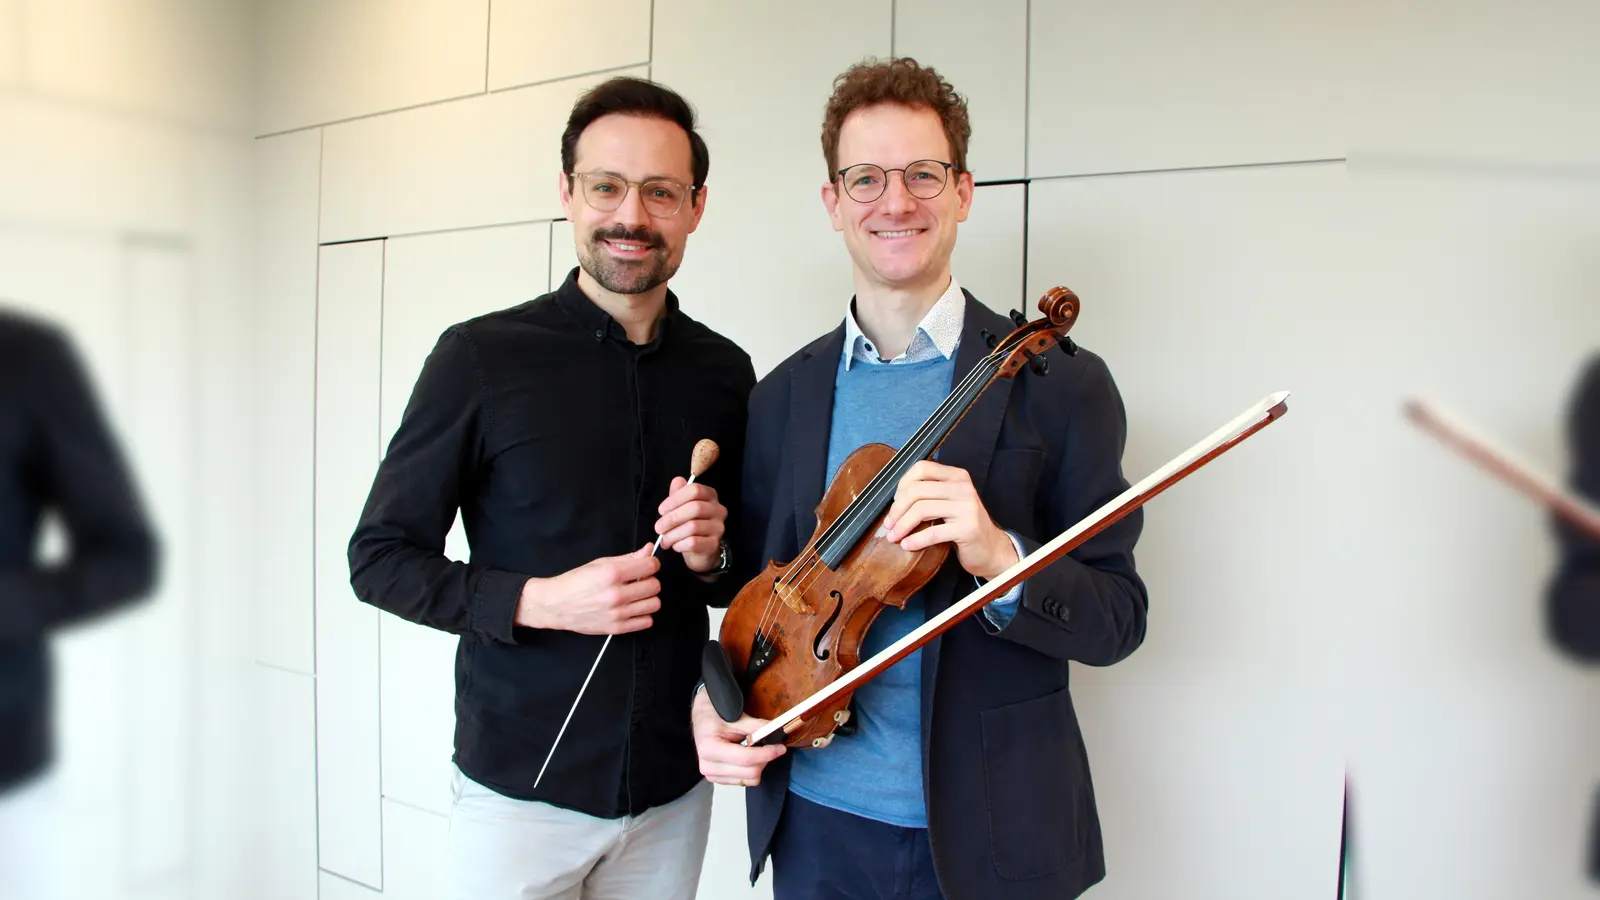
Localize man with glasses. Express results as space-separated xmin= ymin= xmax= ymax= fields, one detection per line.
xmin=691 ymin=58 xmax=1148 ymax=900
xmin=349 ymin=76 xmax=753 ymax=900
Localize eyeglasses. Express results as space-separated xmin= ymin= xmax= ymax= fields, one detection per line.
xmin=569 ymin=172 xmax=697 ymax=218
xmin=835 ymin=160 xmax=956 ymax=203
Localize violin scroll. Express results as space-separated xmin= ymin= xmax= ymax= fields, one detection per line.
xmin=995 ymin=285 xmax=1083 ymax=378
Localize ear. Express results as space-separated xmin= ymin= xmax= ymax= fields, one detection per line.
xmin=687 ymin=184 xmax=708 ymax=234
xmin=954 ymin=170 xmax=975 ymax=224
xmin=558 ymin=170 xmax=574 ymax=219
xmin=821 ymin=180 xmax=844 ymax=232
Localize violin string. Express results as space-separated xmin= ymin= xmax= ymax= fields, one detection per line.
xmin=751 ymin=350 xmax=1004 ymax=638
xmin=750 ymin=346 xmax=1014 ymax=643
xmin=755 ymin=346 xmax=1010 ymax=637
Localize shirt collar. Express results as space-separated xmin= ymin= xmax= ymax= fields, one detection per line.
xmin=553 ymin=265 xmax=680 ymax=345
xmin=841 ymin=276 xmax=965 ymax=370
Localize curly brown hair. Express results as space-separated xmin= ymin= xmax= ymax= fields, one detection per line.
xmin=820 ymin=57 xmax=971 ymax=182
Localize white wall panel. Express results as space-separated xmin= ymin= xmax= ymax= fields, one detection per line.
xmin=1077 ymin=682 xmax=1342 ymax=899
xmin=1028 ymin=0 xmax=1354 ymax=177
xmin=1351 ymin=0 xmax=1600 ymax=167
xmin=1028 ymin=164 xmax=1600 ymax=899
xmin=379 ymin=800 xmax=449 ymax=900
xmin=951 ymin=182 xmax=1024 ymax=316
xmin=0 ymin=0 xmax=21 ymax=87
xmin=253 ymin=665 xmax=319 ymax=900
xmin=894 ymin=0 xmax=1026 ymax=182
xmin=122 ymin=242 xmax=194 ymax=885
xmin=549 ymin=219 xmax=578 ymax=291
xmin=488 ymin=0 xmax=650 ymax=91
xmin=254 ymin=129 xmax=321 ymax=675
xmin=315 ymin=239 xmax=386 ymax=889
xmin=652 ymin=0 xmax=890 ymax=377
xmin=256 ymin=0 xmax=490 ymax=135
xmin=321 ymin=870 xmax=384 ymax=899
xmin=320 ymin=67 xmax=644 ymax=243
xmin=378 ymin=223 xmax=549 ymax=816
xmin=24 ymin=0 xmax=251 ymax=128
xmin=0 ymin=95 xmax=189 ymax=235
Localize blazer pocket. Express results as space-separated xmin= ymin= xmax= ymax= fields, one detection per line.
xmin=979 ymin=687 xmax=1084 ymax=880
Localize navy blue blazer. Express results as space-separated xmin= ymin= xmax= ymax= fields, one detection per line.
xmin=731 ymin=291 xmax=1149 ymax=900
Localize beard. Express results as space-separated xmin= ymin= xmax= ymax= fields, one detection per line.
xmin=578 ymin=225 xmax=680 ymax=295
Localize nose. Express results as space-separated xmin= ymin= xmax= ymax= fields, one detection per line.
xmin=611 ymin=183 xmax=652 ymax=229
xmin=880 ymin=172 xmax=917 ymax=216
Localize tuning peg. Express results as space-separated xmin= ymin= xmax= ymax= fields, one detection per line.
xmin=1009 ymin=308 xmax=1028 ymax=328
xmin=1028 ymin=353 xmax=1049 ymax=376
xmin=1060 ymin=337 xmax=1079 ymax=357
xmin=980 ymin=329 xmax=998 ymax=350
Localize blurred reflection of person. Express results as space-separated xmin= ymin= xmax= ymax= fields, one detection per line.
xmin=1545 ymin=354 xmax=1600 ymax=883
xmin=0 ymin=308 xmax=157 ymax=898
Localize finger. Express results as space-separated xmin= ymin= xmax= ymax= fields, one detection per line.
xmin=904 ymin=459 xmax=965 ymax=483
xmin=888 ymin=499 xmax=963 ymax=542
xmin=885 ymin=480 xmax=958 ymax=531
xmin=700 ymin=736 xmax=784 ymax=768
xmin=611 ymin=613 xmax=654 ymax=634
xmin=700 ymin=761 xmax=774 ymax=783
xmin=898 ymin=522 xmax=964 ymax=552
xmin=658 ymin=481 xmax=715 ymax=515
xmin=660 ymin=517 xmax=718 ymax=548
xmin=671 ymin=535 xmax=720 ymax=559
xmin=655 ymin=499 xmax=719 ymax=535
xmin=615 ymin=579 xmax=662 ymax=607
xmin=609 ymin=553 xmax=661 ymax=583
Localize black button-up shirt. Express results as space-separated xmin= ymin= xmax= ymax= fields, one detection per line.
xmin=0 ymin=310 xmax=157 ymax=791
xmin=348 ymin=269 xmax=754 ymax=817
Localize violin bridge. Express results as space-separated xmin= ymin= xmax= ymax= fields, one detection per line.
xmin=773 ymin=580 xmax=813 ymax=615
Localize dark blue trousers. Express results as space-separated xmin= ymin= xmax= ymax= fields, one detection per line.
xmin=771 ymin=792 xmax=946 ymax=900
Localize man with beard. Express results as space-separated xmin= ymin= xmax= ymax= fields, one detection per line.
xmin=348 ymin=77 xmax=754 ymax=900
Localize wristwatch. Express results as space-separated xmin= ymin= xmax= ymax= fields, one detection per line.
xmin=706 ymin=538 xmax=732 ymax=577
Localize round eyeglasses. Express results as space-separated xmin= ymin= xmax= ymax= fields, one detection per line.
xmin=835 ymin=160 xmax=956 ymax=203
xmin=569 ymin=172 xmax=697 ymax=218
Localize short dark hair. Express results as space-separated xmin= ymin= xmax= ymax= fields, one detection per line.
xmin=561 ymin=76 xmax=709 ymax=199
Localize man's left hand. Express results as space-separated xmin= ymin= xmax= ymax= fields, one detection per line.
xmin=884 ymin=460 xmax=1019 ymax=581
xmin=655 ymin=477 xmax=726 ymax=573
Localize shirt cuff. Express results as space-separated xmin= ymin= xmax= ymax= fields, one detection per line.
xmin=979 ymin=531 xmax=1027 ymax=629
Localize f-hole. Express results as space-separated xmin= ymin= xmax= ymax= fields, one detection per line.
xmin=812 ymin=591 xmax=844 ymax=661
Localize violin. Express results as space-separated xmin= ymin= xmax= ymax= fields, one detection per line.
xmin=701 ymin=287 xmax=1082 ymax=748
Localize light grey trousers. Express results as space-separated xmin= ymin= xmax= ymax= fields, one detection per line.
xmin=446 ymin=766 xmax=713 ymax=900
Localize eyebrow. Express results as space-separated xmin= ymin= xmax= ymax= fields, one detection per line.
xmin=589 ymin=169 xmax=691 ymax=184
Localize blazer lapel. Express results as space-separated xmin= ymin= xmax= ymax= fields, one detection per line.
xmin=789 ymin=324 xmax=844 ymax=544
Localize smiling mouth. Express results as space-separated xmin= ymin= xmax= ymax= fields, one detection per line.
xmin=872 ymin=229 xmax=924 ymax=239
xmin=605 ymin=239 xmax=655 ymax=253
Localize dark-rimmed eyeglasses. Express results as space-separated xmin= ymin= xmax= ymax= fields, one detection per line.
xmin=835 ymin=160 xmax=956 ymax=203
xmin=569 ymin=172 xmax=697 ymax=218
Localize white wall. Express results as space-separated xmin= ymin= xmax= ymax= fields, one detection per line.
xmin=1 ymin=2 xmax=257 ymax=899
xmin=251 ymin=2 xmax=1600 ymax=899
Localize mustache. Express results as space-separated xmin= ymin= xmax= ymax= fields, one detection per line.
xmin=592 ymin=226 xmax=665 ymax=249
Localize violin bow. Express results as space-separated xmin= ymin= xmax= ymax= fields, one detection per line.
xmin=743 ymin=390 xmax=1292 ymax=748
xmin=1403 ymin=396 xmax=1600 ymax=541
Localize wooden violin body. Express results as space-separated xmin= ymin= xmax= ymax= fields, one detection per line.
xmin=703 ymin=287 xmax=1082 ymax=748
xmin=718 ymin=443 xmax=951 ymax=747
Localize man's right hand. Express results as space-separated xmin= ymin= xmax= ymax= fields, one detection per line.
xmin=514 ymin=544 xmax=661 ymax=634
xmin=692 ymin=687 xmax=785 ymax=787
